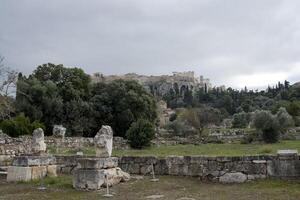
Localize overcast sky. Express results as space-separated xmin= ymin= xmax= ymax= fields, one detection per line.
xmin=1 ymin=0 xmax=300 ymax=89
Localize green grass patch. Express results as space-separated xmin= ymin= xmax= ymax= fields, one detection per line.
xmin=113 ymin=140 xmax=300 ymax=157
xmin=49 ymin=140 xmax=300 ymax=157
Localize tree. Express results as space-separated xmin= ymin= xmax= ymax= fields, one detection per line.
xmin=276 ymin=107 xmax=294 ymax=129
xmin=0 ymin=55 xmax=18 ymax=120
xmin=253 ymin=110 xmax=280 ymax=143
xmin=252 ymin=108 xmax=293 ymax=143
xmin=126 ymin=119 xmax=155 ymax=149
xmin=16 ymin=64 xmax=93 ymax=136
xmin=179 ymin=106 xmax=222 ymax=134
xmin=232 ymin=112 xmax=251 ymax=128
xmin=91 ymin=79 xmax=157 ymax=137
xmin=0 ymin=55 xmax=18 ymax=97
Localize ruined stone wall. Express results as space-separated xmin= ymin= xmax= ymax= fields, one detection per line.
xmin=0 ymin=134 xmax=129 ymax=156
xmin=52 ymin=154 xmax=300 ymax=182
xmin=118 ymin=155 xmax=300 ymax=182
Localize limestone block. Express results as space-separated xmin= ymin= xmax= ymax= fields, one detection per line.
xmin=7 ymin=166 xmax=32 ymax=182
xmin=31 ymin=166 xmax=47 ymax=180
xmin=94 ymin=125 xmax=113 ymax=157
xmin=103 ymin=167 xmax=130 ymax=187
xmin=0 ymin=155 xmax=13 ymax=166
xmin=47 ymin=165 xmax=57 ymax=177
xmin=32 ymin=128 xmax=46 ymax=153
xmin=277 ymin=150 xmax=299 ymax=160
xmin=73 ymin=169 xmax=105 ymax=190
xmin=76 ymin=157 xmax=118 ymax=169
xmin=219 ymin=172 xmax=247 ymax=183
xmin=268 ymin=160 xmax=300 ymax=177
xmin=52 ymin=125 xmax=66 ymax=138
xmin=12 ymin=155 xmax=56 ymax=166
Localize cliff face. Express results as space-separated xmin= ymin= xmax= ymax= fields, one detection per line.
xmin=91 ymin=71 xmax=212 ymax=97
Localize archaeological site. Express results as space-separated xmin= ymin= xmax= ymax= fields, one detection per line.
xmin=1 ymin=1 xmax=300 ymax=199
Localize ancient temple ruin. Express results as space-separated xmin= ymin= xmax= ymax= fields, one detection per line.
xmin=73 ymin=125 xmax=130 ymax=190
xmin=91 ymin=71 xmax=225 ymax=97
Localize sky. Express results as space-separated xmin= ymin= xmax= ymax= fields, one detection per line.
xmin=1 ymin=0 xmax=300 ymax=90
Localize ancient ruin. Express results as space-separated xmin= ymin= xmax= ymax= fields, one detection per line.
xmin=94 ymin=125 xmax=113 ymax=157
xmin=52 ymin=125 xmax=66 ymax=139
xmin=6 ymin=128 xmax=57 ymax=182
xmin=31 ymin=128 xmax=46 ymax=154
xmin=73 ymin=125 xmax=130 ymax=190
xmin=91 ymin=71 xmax=226 ymax=97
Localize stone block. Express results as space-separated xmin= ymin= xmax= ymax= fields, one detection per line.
xmin=47 ymin=165 xmax=57 ymax=177
xmin=277 ymin=150 xmax=299 ymax=160
xmin=31 ymin=166 xmax=47 ymax=180
xmin=73 ymin=169 xmax=105 ymax=190
xmin=76 ymin=157 xmax=118 ymax=169
xmin=219 ymin=172 xmax=247 ymax=183
xmin=268 ymin=160 xmax=300 ymax=177
xmin=0 ymin=155 xmax=13 ymax=166
xmin=7 ymin=166 xmax=32 ymax=182
xmin=12 ymin=155 xmax=56 ymax=166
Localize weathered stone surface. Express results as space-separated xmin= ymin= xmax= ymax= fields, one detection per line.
xmin=47 ymin=165 xmax=57 ymax=177
xmin=73 ymin=167 xmax=130 ymax=190
xmin=32 ymin=128 xmax=46 ymax=154
xmin=268 ymin=160 xmax=300 ymax=177
xmin=0 ymin=155 xmax=13 ymax=166
xmin=12 ymin=155 xmax=56 ymax=166
xmin=76 ymin=157 xmax=118 ymax=169
xmin=73 ymin=169 xmax=105 ymax=190
xmin=31 ymin=166 xmax=47 ymax=180
xmin=277 ymin=149 xmax=299 ymax=160
xmin=7 ymin=166 xmax=32 ymax=182
xmin=94 ymin=125 xmax=113 ymax=157
xmin=145 ymin=195 xmax=165 ymax=199
xmin=277 ymin=149 xmax=298 ymax=156
xmin=219 ymin=172 xmax=247 ymax=183
xmin=52 ymin=125 xmax=66 ymax=138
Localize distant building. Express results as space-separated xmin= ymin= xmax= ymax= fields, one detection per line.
xmin=91 ymin=71 xmax=221 ymax=97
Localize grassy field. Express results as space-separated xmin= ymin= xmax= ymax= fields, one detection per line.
xmin=50 ymin=140 xmax=300 ymax=157
xmin=0 ymin=175 xmax=299 ymax=200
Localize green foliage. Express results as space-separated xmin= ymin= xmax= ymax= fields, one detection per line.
xmin=0 ymin=113 xmax=44 ymax=137
xmin=126 ymin=119 xmax=155 ymax=149
xmin=253 ymin=110 xmax=280 ymax=143
xmin=252 ymin=108 xmax=293 ymax=143
xmin=91 ymin=79 xmax=157 ymax=137
xmin=232 ymin=112 xmax=251 ymax=128
xmin=16 ymin=64 xmax=157 ymax=137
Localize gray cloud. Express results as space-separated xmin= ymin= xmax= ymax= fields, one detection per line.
xmin=1 ymin=0 xmax=300 ymax=89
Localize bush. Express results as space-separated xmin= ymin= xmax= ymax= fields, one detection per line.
xmin=232 ymin=112 xmax=251 ymax=128
xmin=252 ymin=107 xmax=294 ymax=143
xmin=252 ymin=110 xmax=280 ymax=143
xmin=0 ymin=113 xmax=45 ymax=137
xmin=126 ymin=119 xmax=155 ymax=149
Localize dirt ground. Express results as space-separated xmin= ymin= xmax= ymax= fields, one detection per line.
xmin=0 ymin=175 xmax=299 ymax=200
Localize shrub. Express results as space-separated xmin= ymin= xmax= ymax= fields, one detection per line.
xmin=252 ymin=107 xmax=295 ymax=143
xmin=232 ymin=112 xmax=251 ymax=128
xmin=165 ymin=120 xmax=185 ymax=136
xmin=0 ymin=113 xmax=45 ymax=137
xmin=126 ymin=119 xmax=155 ymax=149
xmin=276 ymin=107 xmax=294 ymax=128
xmin=252 ymin=110 xmax=280 ymax=143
